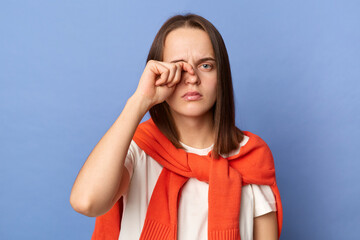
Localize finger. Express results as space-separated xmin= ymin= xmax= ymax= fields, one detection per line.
xmin=167 ymin=63 xmax=182 ymax=88
xmin=153 ymin=62 xmax=170 ymax=86
xmin=166 ymin=63 xmax=180 ymax=87
xmin=181 ymin=62 xmax=194 ymax=75
xmin=166 ymin=64 xmax=177 ymax=84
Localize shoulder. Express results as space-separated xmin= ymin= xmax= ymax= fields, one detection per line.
xmin=124 ymin=140 xmax=146 ymax=171
xmin=242 ymin=131 xmax=270 ymax=149
xmin=221 ymin=131 xmax=271 ymax=159
xmin=242 ymin=131 xmax=272 ymax=153
xmin=127 ymin=139 xmax=148 ymax=160
xmin=239 ymin=131 xmax=275 ymax=169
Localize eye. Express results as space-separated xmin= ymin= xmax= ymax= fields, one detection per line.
xmin=201 ymin=63 xmax=212 ymax=70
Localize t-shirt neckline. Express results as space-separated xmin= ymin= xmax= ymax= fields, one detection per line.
xmin=179 ymin=141 xmax=214 ymax=156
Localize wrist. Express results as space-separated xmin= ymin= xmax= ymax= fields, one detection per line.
xmin=128 ymin=93 xmax=153 ymax=115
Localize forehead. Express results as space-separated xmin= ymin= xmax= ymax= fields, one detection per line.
xmin=163 ymin=28 xmax=215 ymax=61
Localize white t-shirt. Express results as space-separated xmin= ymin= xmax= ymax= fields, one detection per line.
xmin=119 ymin=135 xmax=277 ymax=240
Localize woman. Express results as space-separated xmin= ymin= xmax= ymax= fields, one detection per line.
xmin=70 ymin=13 xmax=283 ymax=240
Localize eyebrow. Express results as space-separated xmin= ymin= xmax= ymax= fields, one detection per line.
xmin=170 ymin=57 xmax=216 ymax=64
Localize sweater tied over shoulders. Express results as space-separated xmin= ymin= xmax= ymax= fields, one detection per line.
xmin=91 ymin=118 xmax=283 ymax=240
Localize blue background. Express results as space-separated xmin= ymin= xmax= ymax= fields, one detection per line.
xmin=1 ymin=0 xmax=359 ymax=239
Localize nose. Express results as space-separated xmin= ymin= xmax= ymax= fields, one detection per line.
xmin=184 ymin=65 xmax=200 ymax=85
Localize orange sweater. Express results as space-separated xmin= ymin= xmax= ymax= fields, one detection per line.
xmin=92 ymin=118 xmax=283 ymax=240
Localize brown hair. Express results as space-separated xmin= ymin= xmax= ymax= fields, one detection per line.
xmin=147 ymin=13 xmax=244 ymax=159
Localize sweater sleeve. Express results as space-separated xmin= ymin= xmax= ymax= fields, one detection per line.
xmin=251 ymin=184 xmax=277 ymax=217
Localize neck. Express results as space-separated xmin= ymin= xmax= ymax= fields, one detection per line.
xmin=171 ymin=111 xmax=215 ymax=149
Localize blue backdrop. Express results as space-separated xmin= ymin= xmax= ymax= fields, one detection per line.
xmin=1 ymin=1 xmax=359 ymax=239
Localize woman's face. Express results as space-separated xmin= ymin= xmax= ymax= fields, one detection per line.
xmin=163 ymin=27 xmax=217 ymax=120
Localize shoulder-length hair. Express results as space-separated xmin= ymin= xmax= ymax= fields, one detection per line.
xmin=147 ymin=13 xmax=244 ymax=159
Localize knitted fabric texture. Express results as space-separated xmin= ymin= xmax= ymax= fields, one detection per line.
xmin=92 ymin=118 xmax=283 ymax=240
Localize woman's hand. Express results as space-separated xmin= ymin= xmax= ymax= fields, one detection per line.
xmin=132 ymin=60 xmax=194 ymax=110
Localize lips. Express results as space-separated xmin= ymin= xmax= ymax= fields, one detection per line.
xmin=182 ymin=91 xmax=202 ymax=101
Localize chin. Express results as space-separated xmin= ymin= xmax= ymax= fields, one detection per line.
xmin=170 ymin=105 xmax=214 ymax=119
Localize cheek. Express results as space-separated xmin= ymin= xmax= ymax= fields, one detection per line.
xmin=206 ymin=78 xmax=218 ymax=94
xmin=201 ymin=72 xmax=217 ymax=85
xmin=171 ymin=83 xmax=186 ymax=98
xmin=165 ymin=88 xmax=180 ymax=106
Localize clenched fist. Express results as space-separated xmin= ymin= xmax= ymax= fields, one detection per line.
xmin=133 ymin=60 xmax=195 ymax=110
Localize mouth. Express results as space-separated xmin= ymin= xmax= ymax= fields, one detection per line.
xmin=182 ymin=91 xmax=202 ymax=101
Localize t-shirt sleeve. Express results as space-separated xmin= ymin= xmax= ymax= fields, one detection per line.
xmin=123 ymin=140 xmax=136 ymax=180
xmin=251 ymin=184 xmax=277 ymax=217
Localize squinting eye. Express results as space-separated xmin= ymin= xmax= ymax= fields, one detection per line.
xmin=201 ymin=64 xmax=212 ymax=69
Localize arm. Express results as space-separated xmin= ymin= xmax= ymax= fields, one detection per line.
xmin=253 ymin=211 xmax=278 ymax=240
xmin=69 ymin=60 xmax=194 ymax=217
xmin=69 ymin=95 xmax=149 ymax=217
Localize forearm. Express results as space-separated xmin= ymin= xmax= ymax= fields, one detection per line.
xmin=69 ymin=95 xmax=149 ymax=216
